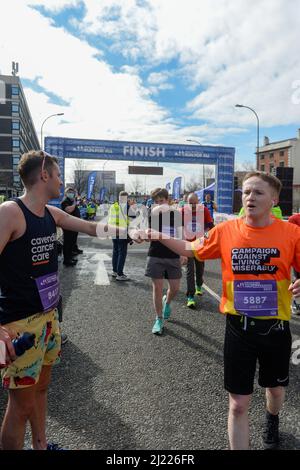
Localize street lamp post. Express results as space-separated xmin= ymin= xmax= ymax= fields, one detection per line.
xmin=101 ymin=160 xmax=109 ymax=201
xmin=186 ymin=139 xmax=205 ymax=188
xmin=40 ymin=113 xmax=64 ymax=149
xmin=235 ymin=104 xmax=260 ymax=168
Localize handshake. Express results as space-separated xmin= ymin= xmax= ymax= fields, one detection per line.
xmin=128 ymin=228 xmax=159 ymax=243
xmin=128 ymin=228 xmax=174 ymax=243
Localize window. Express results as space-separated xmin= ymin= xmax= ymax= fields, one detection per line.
xmin=13 ymin=175 xmax=20 ymax=183
xmin=279 ymin=161 xmax=285 ymax=167
xmin=12 ymin=120 xmax=19 ymax=130
xmin=269 ymin=153 xmax=274 ymax=158
xmin=260 ymin=154 xmax=265 ymax=160
xmin=11 ymin=85 xmax=19 ymax=96
xmin=0 ymin=120 xmax=11 ymax=133
xmin=13 ymin=155 xmax=20 ymax=165
xmin=0 ymin=154 xmax=12 ymax=169
xmin=269 ymin=164 xmax=274 ymax=173
xmin=280 ymin=151 xmax=284 ymax=157
xmin=261 ymin=164 xmax=265 ymax=172
xmin=12 ymin=102 xmax=19 ymax=113
xmin=12 ymin=138 xmax=20 ymax=148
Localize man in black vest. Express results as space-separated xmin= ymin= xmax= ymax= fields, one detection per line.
xmin=0 ymin=150 xmax=134 ymax=450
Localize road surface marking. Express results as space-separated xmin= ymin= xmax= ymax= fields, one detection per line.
xmin=202 ymin=283 xmax=221 ymax=302
xmin=78 ymin=252 xmax=111 ymax=285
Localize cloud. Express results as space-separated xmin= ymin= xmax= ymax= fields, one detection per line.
xmin=0 ymin=1 xmax=177 ymax=143
xmin=147 ymin=71 xmax=174 ymax=94
xmin=76 ymin=0 xmax=300 ymax=127
xmin=28 ymin=0 xmax=80 ymax=11
xmin=2 ymin=0 xmax=243 ymax=149
xmin=1 ymin=0 xmax=299 ymax=174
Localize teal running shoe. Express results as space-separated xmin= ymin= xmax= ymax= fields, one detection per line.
xmin=152 ymin=317 xmax=164 ymax=335
xmin=162 ymin=294 xmax=171 ymax=320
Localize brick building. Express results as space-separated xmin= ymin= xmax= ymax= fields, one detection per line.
xmin=257 ymin=129 xmax=300 ymax=211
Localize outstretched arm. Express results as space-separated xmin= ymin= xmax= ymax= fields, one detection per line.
xmin=47 ymin=205 xmax=127 ymax=238
xmin=145 ymin=229 xmax=194 ymax=257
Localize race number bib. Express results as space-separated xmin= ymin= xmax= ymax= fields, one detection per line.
xmin=35 ymin=272 xmax=60 ymax=311
xmin=234 ymin=280 xmax=278 ymax=317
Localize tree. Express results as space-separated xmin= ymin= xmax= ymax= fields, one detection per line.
xmin=72 ymin=159 xmax=87 ymax=195
xmin=204 ymin=165 xmax=214 ymax=181
xmin=237 ymin=160 xmax=256 ymax=172
xmin=185 ymin=177 xmax=203 ymax=192
xmin=130 ymin=176 xmax=143 ymax=195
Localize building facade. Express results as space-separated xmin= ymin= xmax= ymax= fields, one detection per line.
xmin=257 ymin=129 xmax=300 ymax=211
xmin=0 ymin=74 xmax=39 ymax=197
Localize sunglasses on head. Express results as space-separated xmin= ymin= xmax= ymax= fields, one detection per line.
xmin=40 ymin=150 xmax=51 ymax=175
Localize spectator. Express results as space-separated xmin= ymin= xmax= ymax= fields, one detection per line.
xmin=61 ymin=188 xmax=82 ymax=267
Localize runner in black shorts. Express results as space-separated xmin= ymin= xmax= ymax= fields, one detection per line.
xmin=144 ymin=171 xmax=300 ymax=449
xmin=224 ymin=315 xmax=291 ymax=395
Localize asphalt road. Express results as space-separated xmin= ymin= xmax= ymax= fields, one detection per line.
xmin=1 ymin=234 xmax=300 ymax=450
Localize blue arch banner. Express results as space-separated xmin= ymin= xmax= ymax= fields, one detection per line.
xmin=45 ymin=137 xmax=235 ymax=213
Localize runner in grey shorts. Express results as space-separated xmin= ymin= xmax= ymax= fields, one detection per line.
xmin=145 ymin=187 xmax=183 ymax=335
xmin=145 ymin=257 xmax=182 ymax=279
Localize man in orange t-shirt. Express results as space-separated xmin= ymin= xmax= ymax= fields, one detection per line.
xmin=145 ymin=171 xmax=300 ymax=450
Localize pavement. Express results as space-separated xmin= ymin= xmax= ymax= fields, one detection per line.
xmin=1 ymin=234 xmax=300 ymax=450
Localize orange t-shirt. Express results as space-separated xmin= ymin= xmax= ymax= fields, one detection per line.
xmin=192 ymin=218 xmax=300 ymax=320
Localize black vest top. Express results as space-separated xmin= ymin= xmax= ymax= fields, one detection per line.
xmin=0 ymin=199 xmax=58 ymax=324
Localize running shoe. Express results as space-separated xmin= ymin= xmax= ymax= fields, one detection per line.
xmin=152 ymin=317 xmax=163 ymax=335
xmin=195 ymin=286 xmax=203 ymax=296
xmin=162 ymin=294 xmax=171 ymax=320
xmin=116 ymin=274 xmax=130 ymax=281
xmin=72 ymin=248 xmax=83 ymax=255
xmin=63 ymin=259 xmax=77 ymax=267
xmin=186 ymin=296 xmax=196 ymax=308
xmin=111 ymin=271 xmax=118 ymax=278
xmin=47 ymin=442 xmax=66 ymax=450
xmin=262 ymin=412 xmax=279 ymax=450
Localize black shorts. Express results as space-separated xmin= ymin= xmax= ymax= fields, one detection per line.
xmin=224 ymin=315 xmax=292 ymax=395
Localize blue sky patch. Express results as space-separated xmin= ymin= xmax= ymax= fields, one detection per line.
xmin=22 ymin=77 xmax=70 ymax=106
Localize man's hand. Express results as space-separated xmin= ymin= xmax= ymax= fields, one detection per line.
xmin=0 ymin=327 xmax=16 ymax=364
xmin=289 ymin=279 xmax=300 ymax=297
xmin=144 ymin=228 xmax=159 ymax=240
xmin=180 ymin=256 xmax=188 ymax=266
xmin=65 ymin=203 xmax=76 ymax=214
xmin=128 ymin=229 xmax=150 ymax=243
xmin=145 ymin=228 xmax=172 ymax=240
xmin=128 ymin=229 xmax=143 ymax=244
